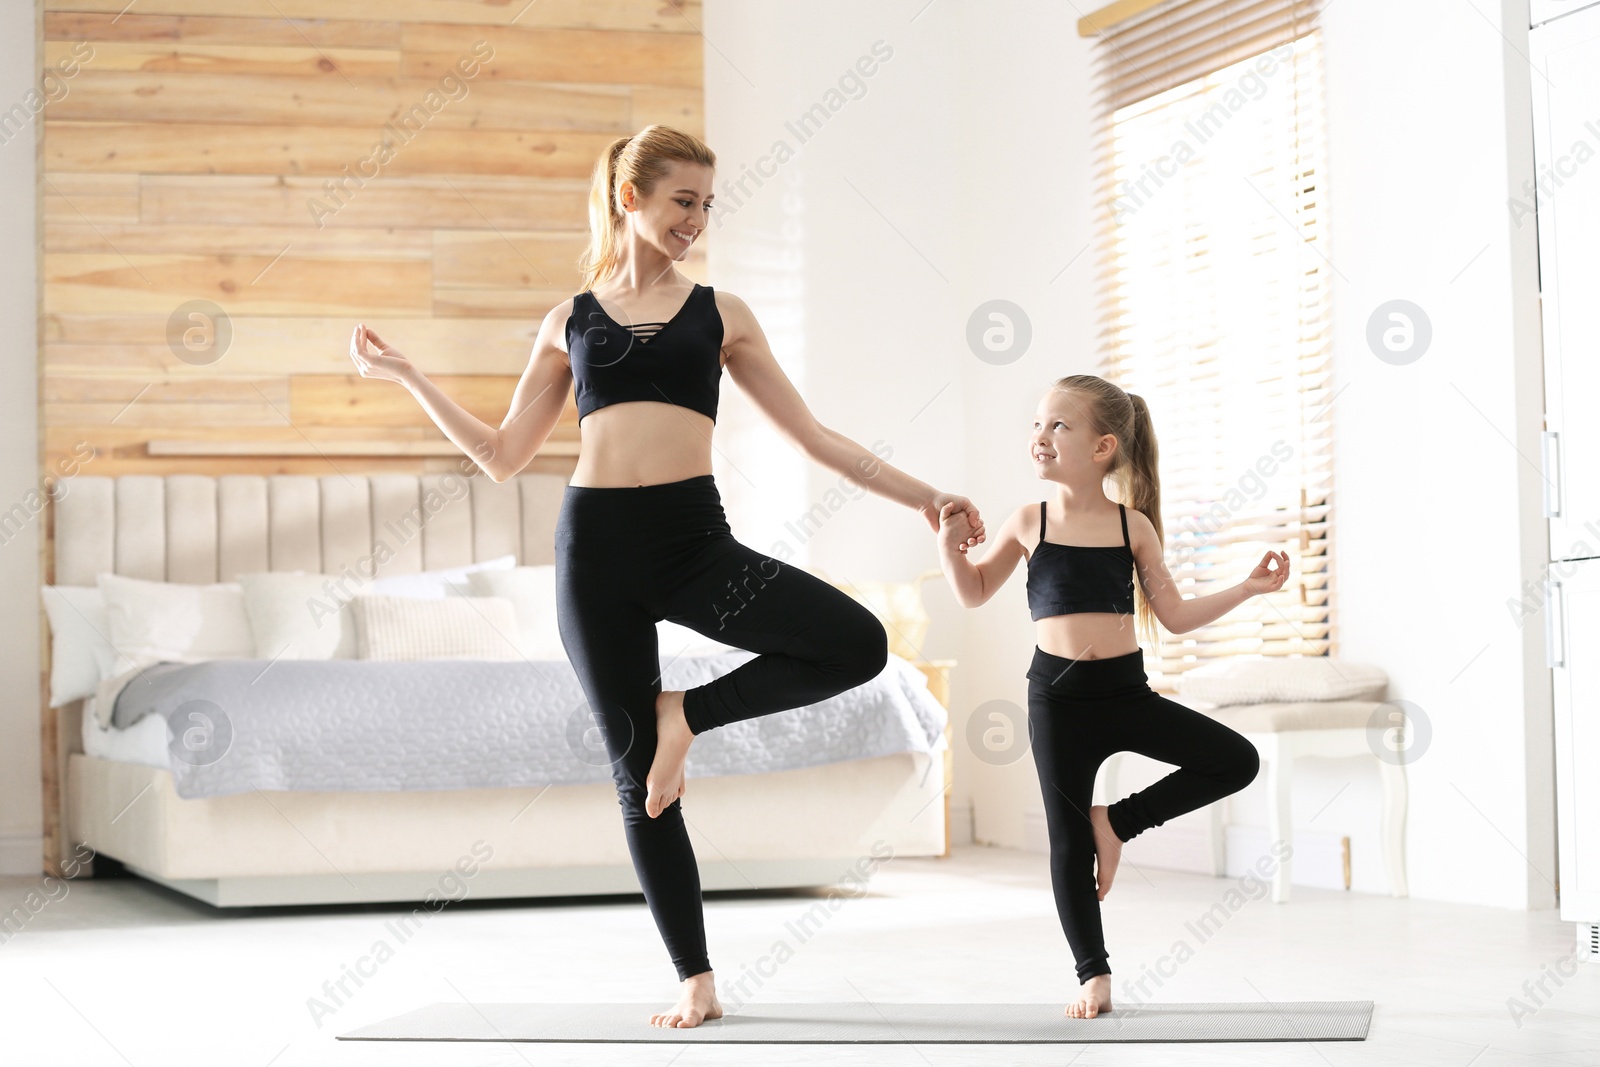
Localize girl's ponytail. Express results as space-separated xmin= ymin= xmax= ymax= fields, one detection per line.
xmin=1122 ymin=392 xmax=1163 ymax=644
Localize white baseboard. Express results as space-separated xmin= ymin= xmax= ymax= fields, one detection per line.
xmin=1223 ymin=824 xmax=1348 ymax=890
xmin=0 ymin=831 xmax=42 ymax=876
xmin=948 ymin=800 xmax=974 ymax=847
xmin=1022 ymin=807 xmax=1348 ymax=891
xmin=1020 ymin=806 xmax=1048 ymax=855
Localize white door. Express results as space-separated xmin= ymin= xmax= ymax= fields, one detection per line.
xmin=1548 ymin=556 xmax=1600 ymax=922
xmin=1531 ymin=8 xmax=1600 ymax=562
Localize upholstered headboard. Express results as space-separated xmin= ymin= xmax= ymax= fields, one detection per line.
xmin=52 ymin=472 xmax=571 ymax=586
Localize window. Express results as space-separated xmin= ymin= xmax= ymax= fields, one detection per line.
xmin=1086 ymin=0 xmax=1332 ymax=686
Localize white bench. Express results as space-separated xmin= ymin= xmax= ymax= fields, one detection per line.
xmin=1101 ymin=699 xmax=1409 ymax=903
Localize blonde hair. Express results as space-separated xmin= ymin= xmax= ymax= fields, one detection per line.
xmin=1052 ymin=374 xmax=1163 ymax=644
xmin=578 ymin=125 xmax=716 ymax=291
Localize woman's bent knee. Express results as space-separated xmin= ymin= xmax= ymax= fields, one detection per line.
xmin=839 ymin=608 xmax=889 ymax=684
xmin=800 ymin=592 xmax=888 ymax=684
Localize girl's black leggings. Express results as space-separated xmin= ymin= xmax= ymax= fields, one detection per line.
xmin=554 ymin=473 xmax=889 ymax=980
xmin=1026 ymin=646 xmax=1260 ymax=984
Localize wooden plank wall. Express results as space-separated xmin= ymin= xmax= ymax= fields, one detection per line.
xmin=38 ymin=0 xmax=705 ymax=481
xmin=33 ymin=0 xmax=703 ymax=878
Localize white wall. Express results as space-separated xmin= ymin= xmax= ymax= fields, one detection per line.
xmin=703 ymin=0 xmax=1100 ymax=844
xmin=1318 ymin=0 xmax=1553 ymax=909
xmin=699 ymin=2 xmax=967 ymax=571
xmin=0 ymin=0 xmax=1555 ymax=909
xmin=0 ymin=1 xmax=41 ymax=874
xmin=705 ymin=0 xmax=1556 ymax=911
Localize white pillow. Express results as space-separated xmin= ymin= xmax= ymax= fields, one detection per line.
xmin=464 ymin=567 xmax=739 ymax=660
xmin=350 ymin=594 xmax=522 ymax=661
xmin=467 ymin=566 xmax=565 ymax=660
xmin=1177 ymin=657 xmax=1388 ymax=706
xmin=366 ymin=554 xmax=517 ymax=599
xmin=658 ymin=619 xmax=740 ymax=657
xmin=95 ymin=573 xmax=256 ymax=674
xmin=239 ymin=572 xmax=353 ymax=660
xmin=40 ymin=585 xmax=120 ymax=706
xmin=235 ymin=557 xmax=520 ymax=660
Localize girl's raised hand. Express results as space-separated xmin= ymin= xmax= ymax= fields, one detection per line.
xmin=349 ymin=323 xmax=417 ymax=386
xmin=1243 ymin=550 xmax=1291 ymax=595
xmin=937 ymin=500 xmax=984 ymax=555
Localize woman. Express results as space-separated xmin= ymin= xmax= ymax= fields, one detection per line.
xmin=348 ymin=125 xmax=985 ymax=1029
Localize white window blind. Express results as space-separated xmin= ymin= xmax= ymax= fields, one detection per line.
xmin=1087 ymin=0 xmax=1333 ymax=686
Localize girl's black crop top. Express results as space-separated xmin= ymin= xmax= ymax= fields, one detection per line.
xmin=1025 ymin=500 xmax=1137 ymax=620
xmin=566 ymin=283 xmax=724 ymax=423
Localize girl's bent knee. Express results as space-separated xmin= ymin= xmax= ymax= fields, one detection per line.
xmin=1227 ymin=741 xmax=1261 ymax=789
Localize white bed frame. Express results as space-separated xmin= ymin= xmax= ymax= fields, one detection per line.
xmin=44 ymin=472 xmax=951 ymax=907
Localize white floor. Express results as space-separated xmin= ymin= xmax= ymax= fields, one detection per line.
xmin=1 ymin=843 xmax=1596 ymax=1066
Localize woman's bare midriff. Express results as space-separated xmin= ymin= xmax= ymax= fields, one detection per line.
xmin=1035 ymin=613 xmax=1141 ymax=661
xmin=568 ymin=401 xmax=717 ymax=487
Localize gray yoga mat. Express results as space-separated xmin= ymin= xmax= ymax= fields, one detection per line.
xmin=338 ymin=1000 xmax=1374 ymax=1043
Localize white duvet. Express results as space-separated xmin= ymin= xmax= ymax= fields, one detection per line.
xmin=82 ymin=651 xmax=948 ymax=799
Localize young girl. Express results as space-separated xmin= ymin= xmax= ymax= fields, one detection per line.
xmin=936 ymin=374 xmax=1288 ymax=1019
xmin=348 ymin=125 xmax=985 ymax=1029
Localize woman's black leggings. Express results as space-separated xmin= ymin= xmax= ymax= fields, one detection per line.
xmin=554 ymin=473 xmax=889 ymax=980
xmin=1026 ymin=646 xmax=1260 ymax=984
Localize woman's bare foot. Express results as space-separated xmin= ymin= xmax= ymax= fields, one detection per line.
xmin=1064 ymin=973 xmax=1112 ymax=1018
xmin=1089 ymin=804 xmax=1122 ymax=900
xmin=645 ymin=689 xmax=693 ymax=818
xmin=649 ymin=970 xmax=724 ymax=1028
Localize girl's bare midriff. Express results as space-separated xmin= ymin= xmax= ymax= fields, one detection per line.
xmin=1034 ymin=612 xmax=1142 ymax=662
xmin=568 ymin=401 xmax=716 ymax=488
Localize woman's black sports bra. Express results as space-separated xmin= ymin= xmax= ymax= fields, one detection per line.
xmin=565 ymin=283 xmax=724 ymax=423
xmin=1025 ymin=500 xmax=1137 ymax=620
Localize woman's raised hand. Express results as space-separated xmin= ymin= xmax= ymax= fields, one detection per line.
xmin=1243 ymin=550 xmax=1291 ymax=595
xmin=931 ymin=494 xmax=985 ymax=554
xmin=349 ymin=323 xmax=417 ymax=386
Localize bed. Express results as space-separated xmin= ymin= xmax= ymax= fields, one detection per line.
xmin=41 ymin=471 xmax=952 ymax=907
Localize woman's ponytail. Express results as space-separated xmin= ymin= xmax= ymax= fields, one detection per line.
xmin=578 ymin=136 xmax=632 ymax=292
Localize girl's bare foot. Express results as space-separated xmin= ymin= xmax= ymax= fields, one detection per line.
xmin=645 ymin=689 xmax=693 ymax=818
xmin=1064 ymin=973 xmax=1112 ymax=1018
xmin=649 ymin=970 xmax=724 ymax=1028
xmin=1089 ymin=804 xmax=1122 ymax=900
